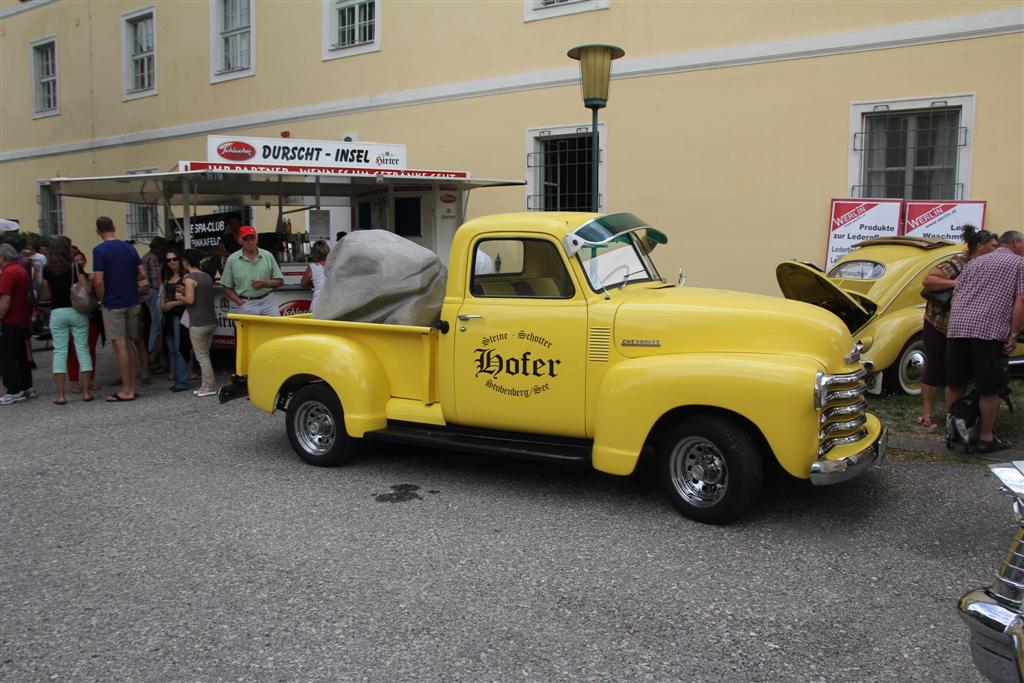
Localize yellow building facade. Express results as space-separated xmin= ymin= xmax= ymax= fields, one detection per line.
xmin=1 ymin=0 xmax=1021 ymax=294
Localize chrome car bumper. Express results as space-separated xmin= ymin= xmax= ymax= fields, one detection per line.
xmin=959 ymin=589 xmax=1024 ymax=683
xmin=809 ymin=426 xmax=887 ymax=485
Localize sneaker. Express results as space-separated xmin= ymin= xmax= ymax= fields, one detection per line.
xmin=25 ymin=388 xmax=38 ymax=399
xmin=193 ymin=389 xmax=218 ymax=397
xmin=0 ymin=392 xmax=27 ymax=405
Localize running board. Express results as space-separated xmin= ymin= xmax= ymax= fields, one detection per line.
xmin=362 ymin=421 xmax=592 ymax=465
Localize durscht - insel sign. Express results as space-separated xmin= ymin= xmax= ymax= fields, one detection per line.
xmin=206 ymin=135 xmax=407 ymax=170
xmin=825 ymin=199 xmax=902 ymax=270
xmin=902 ymin=201 xmax=986 ymax=242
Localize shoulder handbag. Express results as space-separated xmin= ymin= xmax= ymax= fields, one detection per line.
xmin=920 ymin=256 xmax=962 ymax=310
xmin=921 ymin=287 xmax=953 ymax=308
xmin=70 ymin=262 xmax=99 ymax=314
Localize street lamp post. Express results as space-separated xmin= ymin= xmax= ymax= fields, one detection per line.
xmin=567 ymin=44 xmax=624 ymax=213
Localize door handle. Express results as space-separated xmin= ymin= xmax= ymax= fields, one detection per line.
xmin=458 ymin=314 xmax=483 ymax=321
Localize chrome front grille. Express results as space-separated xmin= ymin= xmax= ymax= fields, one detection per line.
xmin=817 ymin=365 xmax=869 ymax=457
xmin=990 ymin=524 xmax=1024 ymax=608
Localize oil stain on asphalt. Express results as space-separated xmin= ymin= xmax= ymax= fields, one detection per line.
xmin=373 ymin=484 xmax=439 ymax=503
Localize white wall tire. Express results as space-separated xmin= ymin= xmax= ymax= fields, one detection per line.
xmin=884 ymin=335 xmax=925 ymax=396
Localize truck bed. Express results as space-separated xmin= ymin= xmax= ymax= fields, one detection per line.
xmin=233 ymin=313 xmax=440 ymax=404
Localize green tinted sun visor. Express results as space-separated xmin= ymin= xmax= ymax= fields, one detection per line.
xmin=563 ymin=213 xmax=668 ymax=256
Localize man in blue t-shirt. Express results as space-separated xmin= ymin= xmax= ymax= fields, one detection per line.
xmin=93 ymin=216 xmax=147 ymax=402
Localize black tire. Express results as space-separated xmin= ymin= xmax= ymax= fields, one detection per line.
xmin=883 ymin=335 xmax=925 ymax=396
xmin=285 ymin=384 xmax=360 ymax=467
xmin=657 ymin=415 xmax=763 ymax=524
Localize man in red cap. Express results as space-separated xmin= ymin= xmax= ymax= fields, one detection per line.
xmin=219 ymin=225 xmax=283 ymax=317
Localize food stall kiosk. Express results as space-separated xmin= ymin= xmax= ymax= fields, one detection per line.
xmin=50 ymin=135 xmax=524 ymax=348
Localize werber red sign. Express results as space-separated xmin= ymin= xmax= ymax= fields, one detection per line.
xmin=825 ymin=199 xmax=902 ymax=270
xmin=903 ymin=201 xmax=986 ymax=241
xmin=831 ymin=202 xmax=878 ymax=231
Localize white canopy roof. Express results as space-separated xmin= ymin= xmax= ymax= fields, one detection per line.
xmin=50 ymin=164 xmax=524 ymax=207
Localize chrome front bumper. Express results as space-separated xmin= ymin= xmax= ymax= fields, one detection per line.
xmin=809 ymin=426 xmax=887 ymax=485
xmin=959 ymin=589 xmax=1024 ymax=683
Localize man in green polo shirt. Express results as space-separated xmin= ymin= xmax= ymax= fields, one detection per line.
xmin=220 ymin=225 xmax=284 ymax=316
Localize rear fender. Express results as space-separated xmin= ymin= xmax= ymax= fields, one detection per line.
xmin=248 ymin=333 xmax=390 ymax=436
xmin=858 ymin=308 xmax=924 ymax=371
xmin=592 ymin=354 xmax=822 ymax=477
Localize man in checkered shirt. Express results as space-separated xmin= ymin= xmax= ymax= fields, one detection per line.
xmin=946 ymin=230 xmax=1024 ymax=453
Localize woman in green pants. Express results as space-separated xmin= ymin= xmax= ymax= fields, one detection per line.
xmin=41 ymin=236 xmax=94 ymax=404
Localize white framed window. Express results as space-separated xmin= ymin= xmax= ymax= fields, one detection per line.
xmin=209 ymin=0 xmax=254 ymax=83
xmin=848 ymin=94 xmax=974 ymax=200
xmin=524 ymin=0 xmax=609 ymax=22
xmin=525 ymin=123 xmax=607 ymax=212
xmin=37 ymin=182 xmax=63 ymax=236
xmin=29 ymin=36 xmax=59 ymax=117
xmin=122 ymin=7 xmax=157 ymax=100
xmin=322 ymin=0 xmax=380 ymax=61
xmin=124 ymin=169 xmax=161 ymax=241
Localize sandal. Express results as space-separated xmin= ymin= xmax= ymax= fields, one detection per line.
xmin=977 ymin=436 xmax=1013 ymax=454
xmin=916 ymin=416 xmax=938 ymax=430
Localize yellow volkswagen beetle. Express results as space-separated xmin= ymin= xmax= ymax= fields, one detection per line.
xmin=777 ymin=236 xmax=1024 ymax=395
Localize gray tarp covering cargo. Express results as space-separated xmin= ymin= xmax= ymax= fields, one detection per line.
xmin=313 ymin=229 xmax=447 ymax=327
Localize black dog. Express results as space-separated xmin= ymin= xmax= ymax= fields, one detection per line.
xmin=946 ymin=388 xmax=1014 ymax=454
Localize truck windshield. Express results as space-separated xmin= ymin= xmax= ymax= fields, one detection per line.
xmin=564 ymin=213 xmax=665 ymax=292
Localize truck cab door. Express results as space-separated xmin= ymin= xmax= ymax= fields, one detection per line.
xmin=452 ymin=237 xmax=587 ymax=438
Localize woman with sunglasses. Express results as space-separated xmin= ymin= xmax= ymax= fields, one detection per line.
xmin=159 ymin=246 xmax=191 ymax=392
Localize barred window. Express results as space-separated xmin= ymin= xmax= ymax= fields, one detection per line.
xmin=127 ymin=13 xmax=155 ymax=94
xmin=527 ymin=133 xmax=594 ymax=211
xmin=37 ymin=183 xmax=63 ymax=236
xmin=524 ymin=0 xmax=608 ymax=21
xmin=31 ymin=39 xmax=58 ymax=115
xmin=125 ymin=169 xmax=161 ymax=241
xmin=218 ymin=0 xmax=251 ymax=73
xmin=127 ymin=204 xmax=160 ymax=241
xmin=856 ymin=107 xmax=964 ymax=200
xmin=335 ymin=0 xmax=374 ymax=48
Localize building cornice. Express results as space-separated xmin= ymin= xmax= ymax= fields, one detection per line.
xmin=2 ymin=7 xmax=1021 ymax=163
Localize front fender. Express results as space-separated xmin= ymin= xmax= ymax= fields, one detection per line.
xmin=592 ymin=354 xmax=823 ymax=477
xmin=248 ymin=333 xmax=390 ymax=437
xmin=858 ymin=308 xmax=924 ymax=371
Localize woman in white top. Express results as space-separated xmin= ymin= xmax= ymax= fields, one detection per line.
xmin=300 ymin=240 xmax=331 ymax=314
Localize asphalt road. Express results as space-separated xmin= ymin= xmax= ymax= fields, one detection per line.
xmin=0 ymin=348 xmax=1009 ymax=681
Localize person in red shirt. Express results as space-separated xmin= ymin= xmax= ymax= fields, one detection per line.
xmin=0 ymin=242 xmax=35 ymax=404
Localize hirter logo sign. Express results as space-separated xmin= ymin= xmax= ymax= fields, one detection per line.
xmin=216 ymin=141 xmax=256 ymax=161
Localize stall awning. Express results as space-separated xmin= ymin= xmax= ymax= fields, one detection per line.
xmin=49 ymin=163 xmax=524 ymax=207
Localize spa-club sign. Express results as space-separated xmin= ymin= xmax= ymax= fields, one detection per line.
xmin=207 ymin=135 xmax=407 ymax=171
xmin=825 ymin=199 xmax=902 ymax=270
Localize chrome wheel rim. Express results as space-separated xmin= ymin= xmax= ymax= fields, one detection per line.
xmin=899 ymin=342 xmax=927 ymax=394
xmin=294 ymin=400 xmax=336 ymax=456
xmin=669 ymin=436 xmax=728 ymax=508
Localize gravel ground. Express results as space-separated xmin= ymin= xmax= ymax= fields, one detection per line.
xmin=0 ymin=347 xmax=1008 ymax=681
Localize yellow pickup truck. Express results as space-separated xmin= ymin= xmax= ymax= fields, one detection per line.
xmin=221 ymin=212 xmax=887 ymax=523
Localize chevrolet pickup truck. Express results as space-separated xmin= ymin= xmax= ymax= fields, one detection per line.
xmin=220 ymin=212 xmax=887 ymax=523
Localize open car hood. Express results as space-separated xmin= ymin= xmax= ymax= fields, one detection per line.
xmin=776 ymin=261 xmax=877 ymax=333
